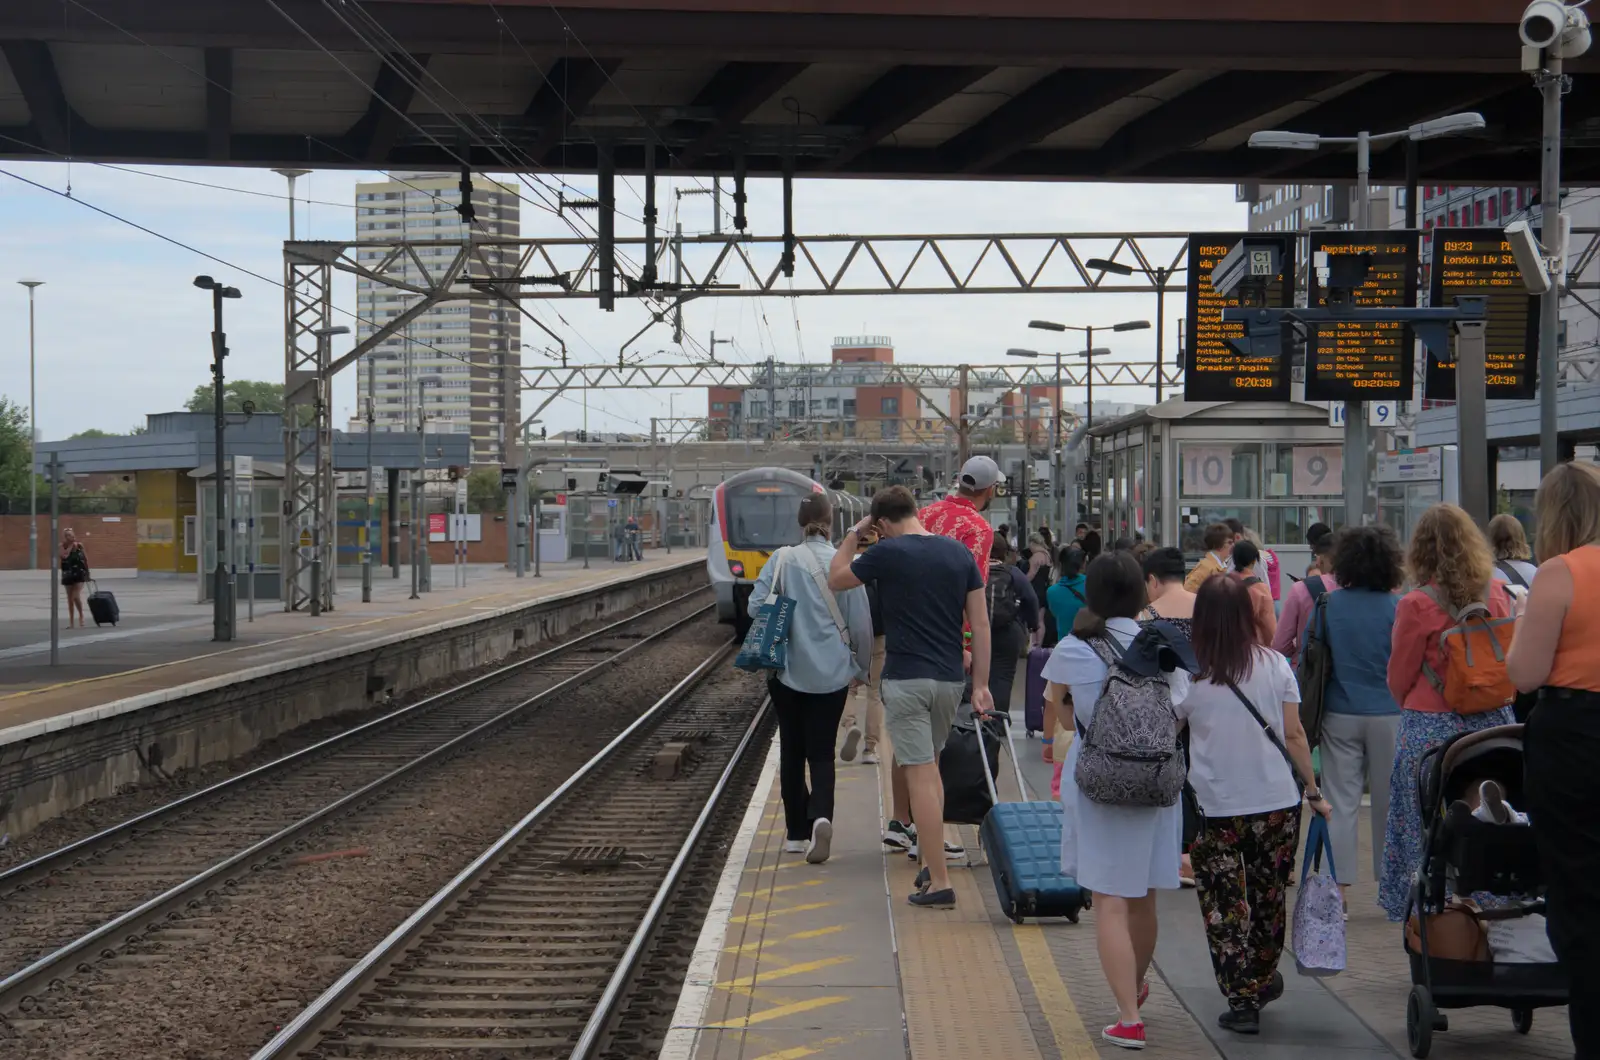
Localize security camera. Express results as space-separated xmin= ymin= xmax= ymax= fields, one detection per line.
xmin=1210 ymin=237 xmax=1286 ymax=300
xmin=1505 ymin=220 xmax=1553 ymax=295
xmin=1521 ymin=1 xmax=1592 ymax=58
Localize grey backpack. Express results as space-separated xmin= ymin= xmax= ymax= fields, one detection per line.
xmin=1073 ymin=634 xmax=1186 ymax=808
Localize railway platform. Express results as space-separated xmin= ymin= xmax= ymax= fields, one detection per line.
xmin=0 ymin=555 xmax=694 ymax=738
xmin=670 ymin=699 xmax=1576 ymax=1060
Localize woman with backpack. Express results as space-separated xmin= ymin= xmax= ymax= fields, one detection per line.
xmin=985 ymin=536 xmax=1040 ymax=715
xmin=59 ymin=528 xmax=90 ymax=628
xmin=1314 ymin=526 xmax=1403 ymax=909
xmin=1041 ymin=551 xmax=1192 ymax=1050
xmin=1181 ymin=574 xmax=1328 ymax=1035
xmin=1377 ymin=503 xmax=1517 ymax=920
xmin=1487 ymin=513 xmax=1538 ymax=588
xmin=1507 ymin=461 xmax=1600 ymax=1056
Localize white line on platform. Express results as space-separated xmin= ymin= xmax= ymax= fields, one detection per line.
xmin=659 ymin=735 xmax=780 ymax=1060
xmin=0 ymin=619 xmax=209 ymax=661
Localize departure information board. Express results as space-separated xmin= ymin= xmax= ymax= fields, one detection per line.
xmin=1423 ymin=228 xmax=1539 ymax=400
xmin=1304 ymin=231 xmax=1419 ymax=402
xmin=1184 ymin=232 xmax=1296 ymax=402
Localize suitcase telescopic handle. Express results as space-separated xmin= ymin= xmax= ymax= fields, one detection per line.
xmin=974 ymin=710 xmax=1033 ymax=803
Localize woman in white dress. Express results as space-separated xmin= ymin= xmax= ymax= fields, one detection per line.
xmin=1043 ymin=551 xmax=1190 ymax=1051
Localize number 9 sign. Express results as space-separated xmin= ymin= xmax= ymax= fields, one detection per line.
xmin=1293 ymin=446 xmax=1344 ymax=496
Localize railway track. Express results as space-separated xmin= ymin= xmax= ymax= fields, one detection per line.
xmin=251 ymin=645 xmax=770 ymax=1059
xmin=0 ymin=589 xmax=712 ymax=1015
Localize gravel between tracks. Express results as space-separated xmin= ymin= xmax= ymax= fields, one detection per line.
xmin=0 ymin=591 xmax=707 ymax=873
xmin=3 ymin=619 xmax=745 ymax=1060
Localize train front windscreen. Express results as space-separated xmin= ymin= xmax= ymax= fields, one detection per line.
xmin=725 ymin=482 xmax=811 ymax=551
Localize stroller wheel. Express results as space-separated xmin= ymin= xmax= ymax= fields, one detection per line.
xmin=1512 ymin=1007 xmax=1533 ymax=1035
xmin=1406 ymin=985 xmax=1435 ymax=1058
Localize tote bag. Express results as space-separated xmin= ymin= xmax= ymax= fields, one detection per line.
xmin=734 ymin=549 xmax=796 ymax=673
xmin=1292 ymin=815 xmax=1347 ymax=977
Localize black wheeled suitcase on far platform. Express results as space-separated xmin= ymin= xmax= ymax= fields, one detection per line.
xmin=977 ymin=711 xmax=1090 ymax=924
xmin=87 ymin=581 xmax=120 ymax=626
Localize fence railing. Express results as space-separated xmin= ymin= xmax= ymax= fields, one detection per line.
xmin=0 ymin=496 xmax=137 ymax=515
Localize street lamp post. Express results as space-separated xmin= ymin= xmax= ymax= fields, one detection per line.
xmin=411 ymin=375 xmax=442 ymax=600
xmin=1084 ymin=260 xmax=1183 ymax=403
xmin=1028 ymin=318 xmax=1149 ymax=530
xmin=1247 ymin=112 xmax=1486 ymax=527
xmin=194 ymin=275 xmax=242 ymax=642
xmin=18 ymin=280 xmax=42 ymax=570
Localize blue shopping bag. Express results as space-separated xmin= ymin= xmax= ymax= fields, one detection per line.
xmin=734 ymin=549 xmax=795 ymax=673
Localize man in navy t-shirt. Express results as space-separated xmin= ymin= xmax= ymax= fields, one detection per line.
xmin=829 ymin=485 xmax=991 ymax=908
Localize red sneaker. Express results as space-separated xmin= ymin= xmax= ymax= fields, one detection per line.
xmin=1102 ymin=1022 xmax=1146 ymax=1050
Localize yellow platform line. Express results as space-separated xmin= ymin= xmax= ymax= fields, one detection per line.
xmin=737 ymin=879 xmax=824 ymax=899
xmin=717 ymin=955 xmax=855 ymax=992
xmin=705 ymin=995 xmax=850 ymax=1029
xmin=747 ymin=1036 xmax=852 ymax=1060
xmin=725 ymin=924 xmax=845 ymax=955
xmin=727 ymin=901 xmax=834 ymax=925
xmin=1013 ymin=924 xmax=1099 ymax=1060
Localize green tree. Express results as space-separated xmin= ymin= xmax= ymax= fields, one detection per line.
xmin=0 ymin=396 xmax=37 ymax=497
xmin=467 ymin=467 xmax=505 ymax=513
xmin=185 ymin=379 xmax=285 ymax=415
xmin=69 ymin=428 xmax=117 ymax=440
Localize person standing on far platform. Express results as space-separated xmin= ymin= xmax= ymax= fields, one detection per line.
xmin=829 ymin=485 xmax=994 ymax=909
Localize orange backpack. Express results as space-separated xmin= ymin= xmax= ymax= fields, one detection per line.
xmin=1419 ymin=586 xmax=1517 ymax=714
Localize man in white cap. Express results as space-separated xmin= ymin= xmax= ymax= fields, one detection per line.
xmin=920 ymin=454 xmax=1001 ymax=583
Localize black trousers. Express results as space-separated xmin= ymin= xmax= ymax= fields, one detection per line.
xmin=769 ymin=679 xmax=850 ymax=841
xmin=988 ymin=621 xmax=1025 ymax=713
xmin=1524 ymin=687 xmax=1600 ymax=1059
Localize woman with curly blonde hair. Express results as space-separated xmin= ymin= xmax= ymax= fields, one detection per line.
xmin=1377 ymin=504 xmax=1516 ymax=919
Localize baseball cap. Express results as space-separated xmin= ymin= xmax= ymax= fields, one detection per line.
xmin=958 ymin=455 xmax=1002 ymax=490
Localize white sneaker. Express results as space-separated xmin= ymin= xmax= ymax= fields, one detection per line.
xmin=839 ymin=727 xmax=862 ymax=763
xmin=782 ymin=839 xmax=807 ymax=854
xmin=806 ymin=818 xmax=833 ymax=864
xmin=861 ymin=750 xmax=880 ymax=765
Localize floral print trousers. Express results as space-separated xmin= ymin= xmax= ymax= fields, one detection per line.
xmin=1191 ymin=804 xmax=1303 ymax=1008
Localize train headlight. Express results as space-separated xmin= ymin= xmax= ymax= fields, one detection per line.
xmin=729 ymin=560 xmax=745 ymax=577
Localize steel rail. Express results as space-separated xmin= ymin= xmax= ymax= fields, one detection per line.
xmin=569 ymin=684 xmax=770 ymax=1059
xmin=249 ymin=640 xmax=744 ymax=1059
xmin=0 ymin=585 xmax=706 ymax=897
xmin=0 ymin=599 xmax=713 ymax=1013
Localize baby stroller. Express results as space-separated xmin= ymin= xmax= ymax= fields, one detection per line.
xmin=1404 ymin=723 xmax=1568 ymax=1057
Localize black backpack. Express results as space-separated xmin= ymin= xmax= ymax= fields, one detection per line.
xmin=986 ymin=561 xmax=1021 ymax=629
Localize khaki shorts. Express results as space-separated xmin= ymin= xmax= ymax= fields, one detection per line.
xmin=881 ymin=678 xmax=964 ymax=766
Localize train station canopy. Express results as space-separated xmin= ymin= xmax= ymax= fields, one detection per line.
xmin=0 ymin=1 xmax=1592 ymax=183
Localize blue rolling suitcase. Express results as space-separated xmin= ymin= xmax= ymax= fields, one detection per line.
xmin=977 ymin=711 xmax=1089 ymax=924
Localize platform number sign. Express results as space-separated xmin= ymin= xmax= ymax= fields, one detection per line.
xmin=1293 ymin=446 xmax=1344 ymax=496
xmin=1182 ymin=446 xmax=1234 ymax=496
xmin=1327 ymin=401 xmax=1396 ymax=428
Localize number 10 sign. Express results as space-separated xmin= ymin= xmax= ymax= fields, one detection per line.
xmin=1293 ymin=446 xmax=1343 ymax=496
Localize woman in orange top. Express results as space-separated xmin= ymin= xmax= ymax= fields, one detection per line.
xmin=1377 ymin=504 xmax=1516 ymax=921
xmin=1229 ymin=538 xmax=1277 ymax=646
xmin=1507 ymin=461 xmax=1600 ymax=1058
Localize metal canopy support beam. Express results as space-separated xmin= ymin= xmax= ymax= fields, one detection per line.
xmin=204 ymin=47 xmax=232 ymax=161
xmin=349 ymin=52 xmax=430 ymax=164
xmin=820 ymin=64 xmax=995 ymax=172
xmin=519 ymin=360 xmax=1180 ymax=392
xmin=675 ymin=62 xmax=807 ymax=168
xmin=2 ymin=41 xmax=77 ymax=154
xmin=942 ymin=69 xmax=1169 ymax=174
xmin=527 ymin=57 xmax=619 ymax=163
xmin=282 ymin=258 xmax=332 ymax=613
xmin=1097 ymin=71 xmax=1353 ymax=176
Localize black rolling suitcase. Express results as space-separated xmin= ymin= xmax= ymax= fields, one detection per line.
xmin=87 ymin=581 xmax=120 ymax=626
xmin=977 ymin=710 xmax=1089 ymax=923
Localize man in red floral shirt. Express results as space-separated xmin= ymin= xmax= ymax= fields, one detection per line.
xmin=921 ymin=455 xmax=1001 ymax=584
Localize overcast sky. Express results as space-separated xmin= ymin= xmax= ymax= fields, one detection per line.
xmin=0 ymin=161 xmax=1245 ymax=442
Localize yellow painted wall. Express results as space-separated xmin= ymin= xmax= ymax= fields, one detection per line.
xmin=135 ymin=471 xmax=198 ymax=573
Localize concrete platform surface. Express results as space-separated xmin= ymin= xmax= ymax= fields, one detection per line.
xmin=0 ymin=554 xmax=698 ymax=738
xmin=668 ymin=676 xmax=1575 ymax=1060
